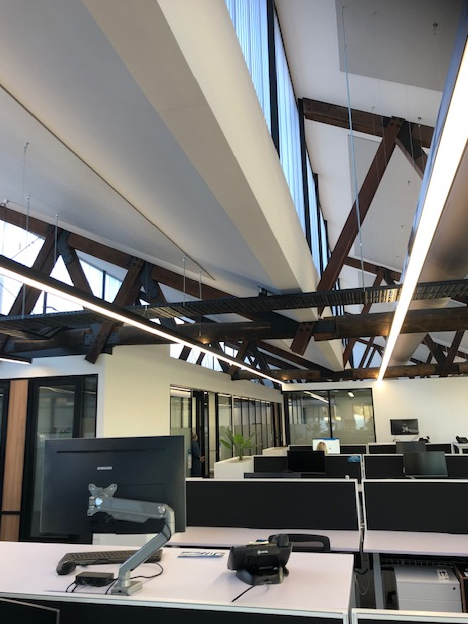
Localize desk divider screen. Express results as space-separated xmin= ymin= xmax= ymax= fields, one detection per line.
xmin=186 ymin=479 xmax=360 ymax=530
xmin=446 ymin=454 xmax=468 ymax=478
xmin=427 ymin=442 xmax=453 ymax=453
xmin=368 ymin=444 xmax=396 ymax=454
xmin=0 ymin=599 xmax=59 ymax=623
xmin=340 ymin=444 xmax=368 ymax=455
xmin=253 ymin=455 xmax=289 ymax=473
xmin=324 ymin=455 xmax=362 ymax=482
xmin=363 ymin=454 xmax=405 ymax=479
xmin=363 ymin=479 xmax=468 ymax=533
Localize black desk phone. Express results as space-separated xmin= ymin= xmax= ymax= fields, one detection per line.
xmin=456 ymin=436 xmax=468 ymax=444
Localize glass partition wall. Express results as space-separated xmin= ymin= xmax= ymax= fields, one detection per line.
xmin=285 ymin=388 xmax=375 ymax=446
xmin=170 ymin=387 xmax=281 ymax=475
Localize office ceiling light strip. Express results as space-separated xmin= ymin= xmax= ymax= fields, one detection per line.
xmin=0 ymin=354 xmax=31 ymax=364
xmin=378 ymin=25 xmax=468 ymax=382
xmin=0 ymin=255 xmax=280 ymax=384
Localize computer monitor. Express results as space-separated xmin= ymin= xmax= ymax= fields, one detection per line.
xmin=312 ymin=438 xmax=340 ymax=454
xmin=287 ymin=449 xmax=326 ymax=474
xmin=395 ymin=440 xmax=426 ymax=454
xmin=390 ymin=418 xmax=419 ymax=436
xmin=403 ymin=451 xmax=448 ymax=478
xmin=40 ymin=435 xmax=186 ymax=537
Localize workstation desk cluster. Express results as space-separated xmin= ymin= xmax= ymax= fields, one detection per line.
xmin=361 ymin=478 xmax=468 ymax=610
xmin=0 ymin=541 xmax=354 ymax=624
xmin=4 ymin=475 xmax=468 ymax=621
xmin=0 ymin=477 xmax=361 ymax=623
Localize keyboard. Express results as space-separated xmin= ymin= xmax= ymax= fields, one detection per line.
xmin=56 ymin=548 xmax=163 ymax=575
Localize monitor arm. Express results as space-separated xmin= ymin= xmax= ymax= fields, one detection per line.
xmin=88 ymin=483 xmax=175 ymax=595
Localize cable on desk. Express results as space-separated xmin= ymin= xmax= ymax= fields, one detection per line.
xmin=231 ymin=583 xmax=270 ymax=602
xmin=104 ymin=563 xmax=164 ymax=594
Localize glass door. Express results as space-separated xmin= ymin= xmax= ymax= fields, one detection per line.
xmin=20 ymin=376 xmax=97 ymax=541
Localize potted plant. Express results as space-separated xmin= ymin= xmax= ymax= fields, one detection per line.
xmin=220 ymin=428 xmax=256 ymax=460
xmin=214 ymin=428 xmax=257 ymax=479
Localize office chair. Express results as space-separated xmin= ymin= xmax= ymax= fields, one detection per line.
xmin=269 ymin=533 xmax=331 ymax=553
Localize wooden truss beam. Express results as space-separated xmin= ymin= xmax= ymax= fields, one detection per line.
xmin=85 ymin=257 xmax=145 ymax=363
xmin=291 ymin=117 xmax=404 ymax=355
xmin=342 ymin=269 xmax=384 ymax=365
xmin=301 ymin=98 xmax=434 ymax=148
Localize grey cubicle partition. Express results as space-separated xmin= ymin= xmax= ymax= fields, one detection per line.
xmin=340 ymin=444 xmax=368 ymax=455
xmin=363 ymin=479 xmax=468 ymax=533
xmin=186 ymin=478 xmax=360 ymax=530
xmin=427 ymin=442 xmax=453 ymax=453
xmin=368 ymin=443 xmax=396 ymax=454
xmin=368 ymin=442 xmax=453 ymax=455
xmin=324 ymin=454 xmax=362 ymax=482
xmin=364 ymin=453 xmax=466 ymax=479
xmin=363 ymin=454 xmax=405 ymax=479
xmin=0 ymin=600 xmax=59 ymax=624
xmin=445 ymin=454 xmax=468 ymax=478
xmin=253 ymin=455 xmax=289 ymax=473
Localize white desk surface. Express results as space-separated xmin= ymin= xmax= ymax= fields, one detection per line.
xmin=170 ymin=526 xmax=361 ymax=552
xmin=364 ymin=530 xmax=468 ymax=557
xmin=0 ymin=541 xmax=354 ymax=616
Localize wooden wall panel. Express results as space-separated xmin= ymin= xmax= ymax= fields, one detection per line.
xmin=0 ymin=379 xmax=28 ymax=541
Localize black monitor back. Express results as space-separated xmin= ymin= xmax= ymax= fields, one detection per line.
xmin=395 ymin=440 xmax=426 ymax=454
xmin=403 ymin=451 xmax=448 ymax=478
xmin=287 ymin=449 xmax=325 ymax=474
xmin=41 ymin=435 xmax=186 ymax=536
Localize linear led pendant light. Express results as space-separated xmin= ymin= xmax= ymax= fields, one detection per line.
xmin=0 ymin=354 xmax=31 ymax=364
xmin=377 ymin=20 xmax=468 ymax=382
xmin=0 ymin=254 xmax=280 ymax=384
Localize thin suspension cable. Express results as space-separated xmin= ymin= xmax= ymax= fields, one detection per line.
xmin=54 ymin=213 xmax=59 ymax=266
xmin=182 ymin=254 xmax=186 ymax=306
xmin=341 ymin=6 xmax=365 ymax=290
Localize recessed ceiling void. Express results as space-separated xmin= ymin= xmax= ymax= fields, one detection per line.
xmin=336 ymin=0 xmax=463 ymax=91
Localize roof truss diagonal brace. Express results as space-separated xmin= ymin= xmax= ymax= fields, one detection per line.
xmin=0 ymin=227 xmax=60 ymax=353
xmin=342 ymin=269 xmax=384 ymax=365
xmin=395 ymin=121 xmax=427 ymax=178
xmin=85 ymin=257 xmax=145 ymax=363
xmin=291 ymin=117 xmax=404 ymax=355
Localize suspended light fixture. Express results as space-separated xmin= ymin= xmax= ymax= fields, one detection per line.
xmin=378 ymin=17 xmax=468 ymax=382
xmin=0 ymin=255 xmax=280 ymax=384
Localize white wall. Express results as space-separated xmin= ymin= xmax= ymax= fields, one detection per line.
xmin=101 ymin=344 xmax=282 ymax=437
xmin=283 ymin=376 xmax=468 ymax=444
xmin=0 ymin=345 xmax=282 ymax=437
xmin=5 ymin=349 xmax=465 ymax=444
